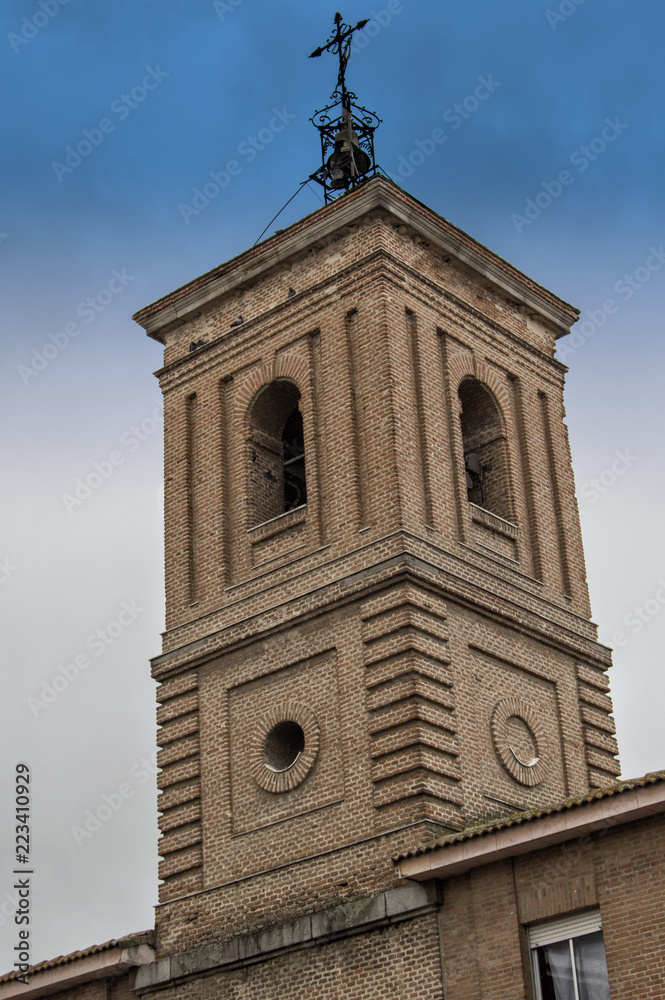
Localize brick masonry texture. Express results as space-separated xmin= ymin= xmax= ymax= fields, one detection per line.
xmin=10 ymin=814 xmax=665 ymax=998
xmin=139 ymin=912 xmax=443 ymax=1000
xmin=13 ymin=974 xmax=137 ymax=1000
xmin=438 ymin=813 xmax=665 ymax=999
xmin=128 ymin=178 xmax=623 ymax=986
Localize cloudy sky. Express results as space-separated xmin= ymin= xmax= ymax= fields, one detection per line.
xmin=1 ymin=0 xmax=664 ymax=972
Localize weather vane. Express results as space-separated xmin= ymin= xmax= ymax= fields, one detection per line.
xmin=308 ymin=12 xmax=382 ymax=202
xmin=309 ymin=12 xmax=369 ymax=109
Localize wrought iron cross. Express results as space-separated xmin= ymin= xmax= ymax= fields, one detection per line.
xmin=309 ymin=12 xmax=368 ymax=109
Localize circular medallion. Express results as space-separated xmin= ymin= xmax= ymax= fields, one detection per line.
xmin=249 ymin=702 xmax=320 ymax=793
xmin=491 ymin=697 xmax=548 ymax=786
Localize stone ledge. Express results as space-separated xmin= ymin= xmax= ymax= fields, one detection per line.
xmin=133 ymin=884 xmax=440 ymax=992
xmin=469 ymin=503 xmax=519 ymax=538
xmin=152 ymin=540 xmax=606 ymax=681
xmin=247 ymin=504 xmax=307 ymax=542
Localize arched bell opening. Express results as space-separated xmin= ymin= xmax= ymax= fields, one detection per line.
xmin=247 ymin=381 xmax=307 ymax=527
xmin=458 ymin=378 xmax=514 ymax=523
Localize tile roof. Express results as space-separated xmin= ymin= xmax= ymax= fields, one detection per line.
xmin=0 ymin=931 xmax=154 ymax=984
xmin=395 ymin=771 xmax=665 ymax=862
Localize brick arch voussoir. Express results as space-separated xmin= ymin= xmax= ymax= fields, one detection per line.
xmin=274 ymin=355 xmax=309 ymax=391
xmin=454 ymin=363 xmax=510 ymax=433
xmin=472 ymin=361 xmax=511 ymax=420
xmin=235 ymin=365 xmax=303 ymax=433
xmin=448 ymin=356 xmax=475 ymax=415
xmin=236 ymin=363 xmax=276 ymax=416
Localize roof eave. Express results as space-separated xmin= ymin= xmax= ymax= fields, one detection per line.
xmin=133 ymin=178 xmax=578 ymax=343
xmin=398 ymin=780 xmax=665 ymax=882
xmin=0 ymin=945 xmax=155 ymax=1000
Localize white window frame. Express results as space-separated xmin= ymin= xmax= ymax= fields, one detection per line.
xmin=528 ymin=910 xmax=607 ymax=1000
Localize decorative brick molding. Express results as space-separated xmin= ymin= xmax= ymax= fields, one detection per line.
xmin=249 ymin=701 xmax=320 ymax=793
xmin=491 ymin=696 xmax=548 ymax=786
xmin=361 ymin=584 xmax=462 ymax=828
xmin=576 ymin=662 xmax=620 ymax=786
xmin=470 ymin=503 xmax=519 ymax=560
xmin=447 ymin=356 xmax=512 ymax=420
xmin=156 ymin=673 xmax=203 ymax=900
xmin=248 ymin=505 xmax=308 ymax=569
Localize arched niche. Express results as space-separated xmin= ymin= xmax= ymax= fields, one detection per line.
xmin=458 ymin=377 xmax=514 ymax=523
xmin=247 ymin=380 xmax=307 ymax=526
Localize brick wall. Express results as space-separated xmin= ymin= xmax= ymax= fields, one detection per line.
xmin=438 ymin=813 xmax=665 ymax=999
xmin=145 ymin=913 xmax=443 ymax=1000
xmin=152 ymin=200 xmax=593 ymax=636
xmin=21 ymin=973 xmax=134 ymax=1000
xmin=133 ymin=178 xmax=618 ymax=955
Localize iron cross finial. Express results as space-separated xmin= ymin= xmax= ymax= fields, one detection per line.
xmin=309 ymin=12 xmax=369 ymax=108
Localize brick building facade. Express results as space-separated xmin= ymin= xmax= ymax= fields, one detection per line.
xmin=3 ymin=176 xmax=664 ymax=999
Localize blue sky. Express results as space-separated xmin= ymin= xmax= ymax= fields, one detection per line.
xmin=1 ymin=0 xmax=664 ymax=970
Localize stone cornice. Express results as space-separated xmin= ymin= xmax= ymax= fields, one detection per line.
xmin=133 ymin=178 xmax=578 ymax=342
xmin=151 ymin=538 xmax=609 ymax=682
xmin=133 ymin=885 xmax=439 ymax=993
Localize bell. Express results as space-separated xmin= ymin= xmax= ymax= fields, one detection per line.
xmin=329 ymin=163 xmax=348 ymax=188
xmin=325 ymin=112 xmax=371 ymax=188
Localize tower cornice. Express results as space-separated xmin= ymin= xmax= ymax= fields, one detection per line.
xmin=133 ymin=177 xmax=579 ymax=342
xmin=149 ymin=539 xmax=610 ymax=682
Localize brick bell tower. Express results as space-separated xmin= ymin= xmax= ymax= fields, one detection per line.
xmin=132 ymin=18 xmax=618 ymax=974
